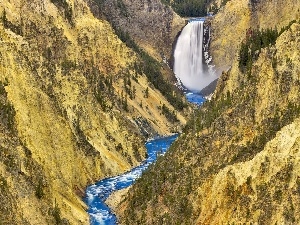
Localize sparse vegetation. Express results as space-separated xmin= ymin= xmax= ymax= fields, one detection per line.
xmin=144 ymin=87 xmax=149 ymax=98
xmin=209 ymin=2 xmax=219 ymax=14
xmin=239 ymin=20 xmax=298 ymax=72
xmin=73 ymin=119 xmax=100 ymax=156
xmin=52 ymin=201 xmax=62 ymax=225
xmin=0 ymin=81 xmax=16 ymax=131
xmin=1 ymin=10 xmax=22 ymax=35
xmin=0 ymin=176 xmax=7 ymax=190
xmin=0 ymin=174 xmax=15 ymax=225
xmin=161 ymin=0 xmax=215 ymax=17
xmin=184 ymin=91 xmax=232 ymax=132
xmin=61 ymin=59 xmax=76 ymax=75
xmin=221 ymin=0 xmax=230 ymax=7
xmin=123 ymin=73 xmax=136 ymax=100
xmin=160 ymin=104 xmax=179 ymax=123
xmin=50 ymin=0 xmax=73 ymax=25
xmin=239 ymin=28 xmax=278 ymax=72
xmin=35 ymin=178 xmax=44 ymax=199
xmin=111 ymin=24 xmax=186 ymax=111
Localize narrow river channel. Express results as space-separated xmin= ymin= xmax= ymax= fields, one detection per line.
xmin=84 ymin=134 xmax=179 ymax=225
xmin=84 ymin=92 xmax=205 ymax=225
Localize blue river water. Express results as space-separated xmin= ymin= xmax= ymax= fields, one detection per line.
xmin=185 ymin=92 xmax=206 ymax=105
xmin=84 ymin=92 xmax=205 ymax=224
xmin=84 ymin=134 xmax=179 ymax=225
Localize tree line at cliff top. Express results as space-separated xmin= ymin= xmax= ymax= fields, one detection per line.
xmin=239 ymin=20 xmax=298 ymax=73
xmin=161 ymin=0 xmax=229 ymax=17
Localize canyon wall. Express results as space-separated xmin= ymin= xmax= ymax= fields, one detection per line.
xmin=210 ymin=0 xmax=300 ymax=70
xmin=0 ymin=0 xmax=186 ymax=224
xmin=88 ymin=0 xmax=185 ymax=61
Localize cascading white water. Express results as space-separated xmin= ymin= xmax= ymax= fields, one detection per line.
xmin=174 ymin=20 xmax=216 ymax=92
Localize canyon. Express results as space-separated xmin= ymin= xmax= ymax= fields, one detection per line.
xmin=0 ymin=0 xmax=300 ymax=224
xmin=117 ymin=0 xmax=300 ymax=224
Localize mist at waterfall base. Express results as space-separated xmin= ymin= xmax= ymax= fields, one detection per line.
xmin=174 ymin=20 xmax=217 ymax=100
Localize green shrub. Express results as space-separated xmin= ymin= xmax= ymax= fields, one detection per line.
xmin=161 ymin=104 xmax=179 ymax=123
xmin=50 ymin=0 xmax=73 ymax=25
xmin=239 ymin=20 xmax=298 ymax=73
xmin=52 ymin=202 xmax=62 ymax=225
xmin=239 ymin=28 xmax=278 ymax=72
xmin=35 ymin=178 xmax=44 ymax=199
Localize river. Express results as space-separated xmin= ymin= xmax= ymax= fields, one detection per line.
xmin=84 ymin=92 xmax=204 ymax=225
xmin=84 ymin=134 xmax=179 ymax=225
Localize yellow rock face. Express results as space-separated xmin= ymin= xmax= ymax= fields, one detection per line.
xmin=196 ymin=117 xmax=300 ymax=224
xmin=0 ymin=0 xmax=186 ymax=224
xmin=195 ymin=22 xmax=300 ymax=225
xmin=210 ymin=0 xmax=300 ymax=70
xmin=211 ymin=0 xmax=251 ymax=69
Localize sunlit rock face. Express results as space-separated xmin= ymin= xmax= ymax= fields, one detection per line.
xmin=0 ymin=0 xmax=187 ymax=224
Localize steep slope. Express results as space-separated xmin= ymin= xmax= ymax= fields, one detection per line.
xmin=0 ymin=0 xmax=186 ymax=224
xmin=210 ymin=0 xmax=300 ymax=70
xmin=88 ymin=0 xmax=185 ymax=61
xmin=118 ymin=3 xmax=300 ymax=225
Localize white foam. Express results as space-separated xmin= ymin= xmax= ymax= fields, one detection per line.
xmin=90 ymin=211 xmax=111 ymax=225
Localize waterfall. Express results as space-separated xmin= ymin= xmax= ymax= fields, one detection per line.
xmin=174 ymin=20 xmax=216 ymax=92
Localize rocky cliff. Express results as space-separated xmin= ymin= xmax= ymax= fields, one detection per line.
xmin=118 ymin=0 xmax=300 ymax=224
xmin=88 ymin=0 xmax=185 ymax=61
xmin=0 ymin=0 xmax=186 ymax=224
xmin=210 ymin=0 xmax=300 ymax=70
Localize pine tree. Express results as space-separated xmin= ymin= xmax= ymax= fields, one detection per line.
xmin=144 ymin=87 xmax=149 ymax=98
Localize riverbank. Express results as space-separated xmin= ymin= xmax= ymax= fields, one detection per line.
xmin=84 ymin=134 xmax=179 ymax=224
xmin=105 ymin=187 xmax=130 ymax=215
